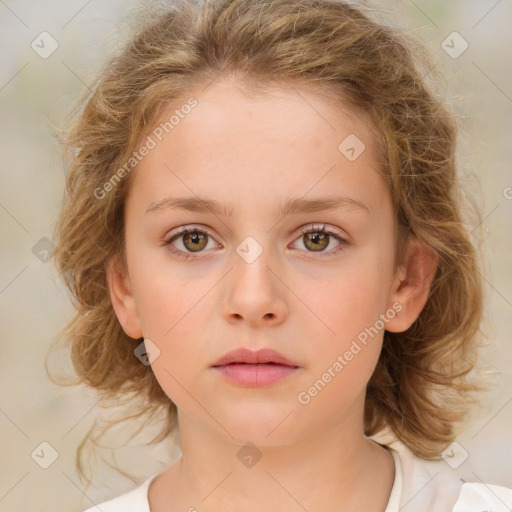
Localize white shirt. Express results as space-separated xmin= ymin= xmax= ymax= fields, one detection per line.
xmin=83 ymin=436 xmax=512 ymax=512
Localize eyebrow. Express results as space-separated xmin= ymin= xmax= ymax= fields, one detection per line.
xmin=145 ymin=195 xmax=371 ymax=218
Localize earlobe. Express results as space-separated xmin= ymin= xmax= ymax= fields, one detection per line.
xmin=386 ymin=237 xmax=438 ymax=333
xmin=106 ymin=255 xmax=143 ymax=339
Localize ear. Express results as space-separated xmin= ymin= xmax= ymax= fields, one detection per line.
xmin=385 ymin=237 xmax=438 ymax=333
xmin=106 ymin=255 xmax=143 ymax=339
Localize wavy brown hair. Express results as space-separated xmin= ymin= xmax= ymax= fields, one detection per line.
xmin=48 ymin=0 xmax=486 ymax=484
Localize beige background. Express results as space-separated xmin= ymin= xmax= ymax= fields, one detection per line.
xmin=0 ymin=0 xmax=511 ymax=510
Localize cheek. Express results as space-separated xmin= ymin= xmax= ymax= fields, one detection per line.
xmin=134 ymin=273 xmax=214 ymax=361
xmin=128 ymin=253 xmax=218 ymax=401
xmin=297 ymin=252 xmax=393 ymax=346
xmin=293 ymin=248 xmax=393 ymax=394
xmin=139 ymin=292 xmax=210 ymax=404
xmin=295 ymin=272 xmax=386 ymax=413
xmin=128 ymin=238 xmax=213 ymax=335
xmin=296 ymin=343 xmax=380 ymax=422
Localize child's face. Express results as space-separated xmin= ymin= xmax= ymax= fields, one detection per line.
xmin=110 ymin=78 xmax=411 ymax=444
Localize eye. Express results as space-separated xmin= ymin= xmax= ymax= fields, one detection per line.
xmin=163 ymin=223 xmax=348 ymax=260
xmin=291 ymin=224 xmax=347 ymax=257
xmin=164 ymin=225 xmax=220 ymax=258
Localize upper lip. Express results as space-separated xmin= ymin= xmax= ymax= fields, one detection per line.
xmin=212 ymin=348 xmax=299 ymax=367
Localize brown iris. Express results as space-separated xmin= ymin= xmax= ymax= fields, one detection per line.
xmin=303 ymin=231 xmax=329 ymax=251
xmin=183 ymin=231 xmax=208 ymax=252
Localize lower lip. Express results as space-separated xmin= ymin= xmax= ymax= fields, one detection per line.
xmin=212 ymin=363 xmax=299 ymax=387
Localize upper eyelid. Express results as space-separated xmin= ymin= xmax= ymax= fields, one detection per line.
xmin=165 ymin=223 xmax=345 ymax=236
xmin=297 ymin=224 xmax=346 ymax=238
xmin=165 ymin=224 xmax=217 ymax=242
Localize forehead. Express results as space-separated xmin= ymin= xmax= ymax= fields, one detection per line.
xmin=170 ymin=78 xmax=376 ymax=150
xmin=127 ymin=77 xmax=386 ymax=214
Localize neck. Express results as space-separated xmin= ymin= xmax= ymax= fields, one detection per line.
xmin=150 ymin=401 xmax=395 ymax=512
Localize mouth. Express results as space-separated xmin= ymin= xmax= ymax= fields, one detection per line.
xmin=212 ymin=362 xmax=299 ymax=387
xmin=211 ymin=347 xmax=299 ymax=368
xmin=211 ymin=348 xmax=300 ymax=387
xmin=213 ymin=362 xmax=294 ymax=366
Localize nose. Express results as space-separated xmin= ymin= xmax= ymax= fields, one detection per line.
xmin=222 ymin=247 xmax=289 ymax=328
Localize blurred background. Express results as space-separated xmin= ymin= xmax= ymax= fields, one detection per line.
xmin=0 ymin=0 xmax=511 ymax=510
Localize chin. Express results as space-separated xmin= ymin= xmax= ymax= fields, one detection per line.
xmin=212 ymin=407 xmax=299 ymax=446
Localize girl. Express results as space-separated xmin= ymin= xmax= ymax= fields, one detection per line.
xmin=50 ymin=0 xmax=512 ymax=510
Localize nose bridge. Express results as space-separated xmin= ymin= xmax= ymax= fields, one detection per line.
xmin=232 ymin=234 xmax=277 ymax=297
xmin=223 ymin=233 xmax=288 ymax=326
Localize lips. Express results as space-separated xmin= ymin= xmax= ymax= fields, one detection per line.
xmin=211 ymin=347 xmax=299 ymax=368
xmin=211 ymin=348 xmax=301 ymax=387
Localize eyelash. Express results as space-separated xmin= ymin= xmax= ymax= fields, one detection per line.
xmin=163 ymin=224 xmax=348 ymax=260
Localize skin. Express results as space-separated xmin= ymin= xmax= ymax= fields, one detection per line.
xmin=107 ymin=76 xmax=438 ymax=512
